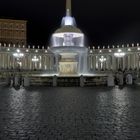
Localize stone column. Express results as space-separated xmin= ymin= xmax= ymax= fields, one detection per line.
xmin=123 ymin=56 xmax=125 ymax=70
xmin=136 ymin=53 xmax=139 ymax=69
xmin=51 ymin=55 xmax=54 ymax=70
xmin=128 ymin=55 xmax=130 ymax=69
xmin=93 ymin=56 xmax=96 ymax=71
xmin=89 ymin=55 xmax=91 ymax=70
xmin=0 ymin=53 xmax=1 ymax=68
xmin=7 ymin=54 xmax=10 ymax=68
xmin=112 ymin=55 xmax=116 ymax=71
xmin=30 ymin=54 xmax=32 ymax=70
xmin=96 ymin=55 xmax=99 ymax=71
xmin=41 ymin=55 xmax=44 ymax=70
xmin=55 ymin=54 xmax=59 ymax=72
xmin=132 ymin=54 xmax=134 ymax=69
xmin=39 ymin=56 xmax=42 ymax=70
xmin=45 ymin=56 xmax=47 ymax=70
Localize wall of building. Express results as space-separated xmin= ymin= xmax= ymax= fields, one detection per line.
xmin=0 ymin=19 xmax=27 ymax=45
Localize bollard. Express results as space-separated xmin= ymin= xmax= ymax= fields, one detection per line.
xmin=24 ymin=76 xmax=30 ymax=87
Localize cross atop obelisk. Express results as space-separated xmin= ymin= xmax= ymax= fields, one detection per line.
xmin=66 ymin=0 xmax=72 ymax=16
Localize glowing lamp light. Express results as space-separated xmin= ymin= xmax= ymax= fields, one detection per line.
xmin=7 ymin=48 xmax=10 ymax=51
xmin=128 ymin=48 xmax=131 ymax=51
xmin=114 ymin=52 xmax=125 ymax=57
xmin=32 ymin=56 xmax=39 ymax=62
xmin=13 ymin=53 xmax=24 ymax=58
xmin=17 ymin=62 xmax=22 ymax=66
xmin=137 ymin=47 xmax=140 ymax=51
xmin=118 ymin=49 xmax=122 ymax=52
xmin=16 ymin=49 xmax=20 ymax=53
xmin=99 ymin=56 xmax=106 ymax=62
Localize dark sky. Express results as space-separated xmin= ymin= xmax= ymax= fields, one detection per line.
xmin=1 ymin=0 xmax=140 ymax=46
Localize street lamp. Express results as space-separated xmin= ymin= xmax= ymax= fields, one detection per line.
xmin=114 ymin=49 xmax=125 ymax=70
xmin=13 ymin=49 xmax=24 ymax=69
xmin=32 ymin=56 xmax=39 ymax=70
xmin=32 ymin=56 xmax=39 ymax=62
xmin=99 ymin=56 xmax=106 ymax=70
xmin=114 ymin=49 xmax=125 ymax=58
xmin=99 ymin=56 xmax=106 ymax=62
xmin=13 ymin=49 xmax=24 ymax=58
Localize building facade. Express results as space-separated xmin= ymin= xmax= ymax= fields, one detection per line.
xmin=0 ymin=19 xmax=27 ymax=46
xmin=0 ymin=43 xmax=140 ymax=73
xmin=89 ymin=44 xmax=140 ymax=71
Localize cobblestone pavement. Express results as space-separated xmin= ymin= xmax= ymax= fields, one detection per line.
xmin=0 ymin=86 xmax=140 ymax=140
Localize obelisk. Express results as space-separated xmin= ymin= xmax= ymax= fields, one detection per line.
xmin=66 ymin=0 xmax=72 ymax=16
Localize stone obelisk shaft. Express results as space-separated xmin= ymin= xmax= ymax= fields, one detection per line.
xmin=66 ymin=0 xmax=71 ymax=16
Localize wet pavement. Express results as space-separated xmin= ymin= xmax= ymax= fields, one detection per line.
xmin=0 ymin=86 xmax=140 ymax=140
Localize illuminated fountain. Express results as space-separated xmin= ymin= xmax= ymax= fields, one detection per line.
xmin=49 ymin=0 xmax=88 ymax=75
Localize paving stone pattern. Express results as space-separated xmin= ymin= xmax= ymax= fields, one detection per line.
xmin=0 ymin=86 xmax=140 ymax=140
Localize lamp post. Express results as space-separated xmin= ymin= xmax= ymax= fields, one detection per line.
xmin=114 ymin=49 xmax=125 ymax=70
xmin=32 ymin=56 xmax=39 ymax=70
xmin=13 ymin=49 xmax=24 ymax=69
xmin=114 ymin=49 xmax=125 ymax=58
xmin=99 ymin=56 xmax=106 ymax=70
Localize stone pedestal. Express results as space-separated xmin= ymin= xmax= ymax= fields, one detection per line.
xmin=53 ymin=75 xmax=57 ymax=87
xmin=126 ymin=74 xmax=133 ymax=85
xmin=107 ymin=74 xmax=115 ymax=87
xmin=80 ymin=75 xmax=84 ymax=87
xmin=24 ymin=76 xmax=30 ymax=87
xmin=14 ymin=76 xmax=19 ymax=86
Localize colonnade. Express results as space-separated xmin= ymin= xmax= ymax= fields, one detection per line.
xmin=89 ymin=52 xmax=140 ymax=71
xmin=0 ymin=52 xmax=55 ymax=70
xmin=0 ymin=45 xmax=140 ymax=72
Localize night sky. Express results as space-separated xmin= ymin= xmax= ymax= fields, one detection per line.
xmin=1 ymin=0 xmax=140 ymax=47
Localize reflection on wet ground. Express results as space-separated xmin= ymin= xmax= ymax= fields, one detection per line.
xmin=0 ymin=86 xmax=140 ymax=140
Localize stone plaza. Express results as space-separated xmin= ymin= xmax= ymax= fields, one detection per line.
xmin=0 ymin=86 xmax=140 ymax=140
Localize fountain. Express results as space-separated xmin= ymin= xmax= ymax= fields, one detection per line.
xmin=49 ymin=0 xmax=88 ymax=76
